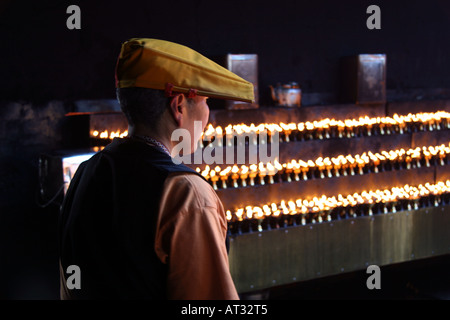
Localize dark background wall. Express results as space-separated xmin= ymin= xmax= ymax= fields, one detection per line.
xmin=0 ymin=0 xmax=449 ymax=299
xmin=2 ymin=0 xmax=450 ymax=102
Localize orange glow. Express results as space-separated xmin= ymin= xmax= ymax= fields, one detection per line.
xmin=91 ymin=129 xmax=128 ymax=139
xmin=201 ymin=111 xmax=450 ymax=145
xmin=226 ymin=180 xmax=450 ymax=221
xmin=196 ymin=143 xmax=450 ymax=187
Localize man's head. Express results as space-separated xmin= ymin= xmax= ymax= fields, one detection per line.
xmin=115 ymin=38 xmax=254 ymax=154
xmin=116 ymin=87 xmax=169 ymax=130
xmin=117 ymin=86 xmax=209 ymax=153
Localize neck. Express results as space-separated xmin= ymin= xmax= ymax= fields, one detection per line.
xmin=128 ymin=125 xmax=173 ymax=155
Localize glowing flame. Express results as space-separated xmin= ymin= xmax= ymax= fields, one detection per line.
xmin=227 ymin=180 xmax=450 ymax=221
xmin=195 ymin=142 xmax=450 ymax=187
xmin=92 ymin=129 xmax=128 ymax=139
xmin=201 ymin=111 xmax=450 ymax=145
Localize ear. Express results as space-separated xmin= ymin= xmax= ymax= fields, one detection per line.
xmin=169 ymin=93 xmax=185 ymax=127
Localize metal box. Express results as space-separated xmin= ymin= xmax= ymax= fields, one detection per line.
xmin=212 ymin=54 xmax=259 ymax=110
xmin=340 ymin=54 xmax=386 ymax=104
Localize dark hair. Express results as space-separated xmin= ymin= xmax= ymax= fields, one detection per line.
xmin=116 ymin=87 xmax=170 ymax=128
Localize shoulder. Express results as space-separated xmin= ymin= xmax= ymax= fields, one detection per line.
xmin=163 ymin=172 xmax=219 ymax=209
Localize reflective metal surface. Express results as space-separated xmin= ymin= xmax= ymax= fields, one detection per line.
xmin=340 ymin=54 xmax=386 ymax=104
xmin=229 ymin=205 xmax=450 ymax=293
xmin=213 ymin=54 xmax=259 ymax=110
xmin=269 ymin=82 xmax=302 ymax=107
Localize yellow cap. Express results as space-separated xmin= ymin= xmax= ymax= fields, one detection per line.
xmin=115 ymin=38 xmax=255 ymax=103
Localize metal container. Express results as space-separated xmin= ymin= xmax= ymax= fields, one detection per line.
xmin=212 ymin=54 xmax=259 ymax=110
xmin=340 ymin=54 xmax=386 ymax=104
xmin=269 ymin=82 xmax=302 ymax=107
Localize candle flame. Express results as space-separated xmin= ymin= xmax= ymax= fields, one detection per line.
xmin=226 ymin=180 xmax=450 ymax=222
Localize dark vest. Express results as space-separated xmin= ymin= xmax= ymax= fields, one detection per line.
xmin=58 ymin=138 xmax=205 ymax=299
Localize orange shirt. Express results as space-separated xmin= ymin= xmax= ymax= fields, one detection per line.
xmin=155 ymin=172 xmax=239 ymax=300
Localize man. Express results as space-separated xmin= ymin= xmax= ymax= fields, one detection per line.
xmin=58 ymin=38 xmax=254 ymax=299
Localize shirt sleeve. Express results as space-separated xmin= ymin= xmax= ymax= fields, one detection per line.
xmin=155 ymin=172 xmax=239 ymax=300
